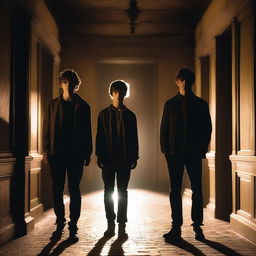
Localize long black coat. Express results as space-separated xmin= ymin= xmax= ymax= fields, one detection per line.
xmin=96 ymin=105 xmax=139 ymax=165
xmin=43 ymin=94 xmax=92 ymax=162
xmin=160 ymin=93 xmax=212 ymax=158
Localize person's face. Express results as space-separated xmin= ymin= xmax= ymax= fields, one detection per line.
xmin=112 ymin=90 xmax=125 ymax=103
xmin=175 ymin=78 xmax=192 ymax=93
xmin=59 ymin=79 xmax=74 ymax=94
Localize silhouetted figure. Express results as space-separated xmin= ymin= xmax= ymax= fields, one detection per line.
xmin=43 ymin=69 xmax=92 ymax=242
xmin=96 ymin=80 xmax=139 ymax=238
xmin=160 ymin=68 xmax=212 ymax=241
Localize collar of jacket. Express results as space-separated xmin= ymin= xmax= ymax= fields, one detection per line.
xmin=177 ymin=91 xmax=195 ymax=100
xmin=56 ymin=94 xmax=83 ymax=112
xmin=108 ymin=104 xmax=128 ymax=112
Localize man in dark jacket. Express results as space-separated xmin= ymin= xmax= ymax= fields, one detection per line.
xmin=43 ymin=69 xmax=92 ymax=241
xmin=160 ymin=68 xmax=212 ymax=241
xmin=96 ymin=80 xmax=139 ymax=238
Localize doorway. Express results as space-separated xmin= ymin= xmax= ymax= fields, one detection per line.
xmin=96 ymin=61 xmax=157 ymax=189
xmin=39 ymin=45 xmax=54 ymax=210
xmin=215 ymin=28 xmax=232 ymax=221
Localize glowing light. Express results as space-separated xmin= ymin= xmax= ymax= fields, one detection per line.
xmin=125 ymin=82 xmax=130 ymax=98
xmin=109 ymin=80 xmax=130 ymax=98
xmin=112 ymin=190 xmax=118 ymax=211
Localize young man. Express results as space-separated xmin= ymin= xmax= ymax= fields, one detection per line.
xmin=96 ymin=80 xmax=139 ymax=238
xmin=43 ymin=69 xmax=92 ymax=241
xmin=160 ymin=68 xmax=212 ymax=241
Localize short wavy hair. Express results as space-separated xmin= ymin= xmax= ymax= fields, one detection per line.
xmin=175 ymin=67 xmax=195 ymax=86
xmin=59 ymin=69 xmax=81 ymax=92
xmin=109 ymin=80 xmax=128 ymax=96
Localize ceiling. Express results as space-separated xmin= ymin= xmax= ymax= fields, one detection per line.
xmin=44 ymin=0 xmax=211 ymax=38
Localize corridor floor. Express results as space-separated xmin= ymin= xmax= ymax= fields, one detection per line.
xmin=0 ymin=189 xmax=255 ymax=256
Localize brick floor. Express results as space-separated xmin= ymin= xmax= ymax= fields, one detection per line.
xmin=0 ymin=189 xmax=255 ymax=256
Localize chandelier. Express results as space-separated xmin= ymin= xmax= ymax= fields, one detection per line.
xmin=126 ymin=0 xmax=142 ymax=35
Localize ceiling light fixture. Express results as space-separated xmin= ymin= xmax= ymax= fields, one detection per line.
xmin=126 ymin=0 xmax=141 ymax=35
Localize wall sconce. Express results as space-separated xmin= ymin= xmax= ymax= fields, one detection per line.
xmin=126 ymin=0 xmax=142 ymax=35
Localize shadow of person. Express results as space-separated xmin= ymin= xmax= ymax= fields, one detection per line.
xmin=37 ymin=239 xmax=59 ymax=256
xmin=87 ymin=236 xmax=112 ymax=256
xmin=165 ymin=238 xmax=206 ymax=256
xmin=108 ymin=236 xmax=128 ymax=256
xmin=202 ymin=238 xmax=243 ymax=256
xmin=47 ymin=238 xmax=78 ymax=256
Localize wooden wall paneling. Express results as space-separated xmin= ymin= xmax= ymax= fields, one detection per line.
xmin=215 ymin=30 xmax=233 ymax=221
xmin=231 ymin=18 xmax=240 ymax=156
xmin=38 ymin=44 xmax=54 ymax=210
xmin=237 ymin=172 xmax=252 ymax=217
xmin=230 ymin=155 xmax=256 ymax=244
xmin=28 ymin=31 xmax=44 ymax=222
xmin=199 ymin=56 xmax=211 ymax=207
xmin=239 ymin=13 xmax=254 ymax=155
xmin=0 ymin=160 xmax=15 ymax=244
xmin=11 ymin=9 xmax=34 ymax=237
xmin=0 ymin=6 xmax=12 ymax=156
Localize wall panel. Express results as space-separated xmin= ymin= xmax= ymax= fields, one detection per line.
xmin=239 ymin=13 xmax=254 ymax=155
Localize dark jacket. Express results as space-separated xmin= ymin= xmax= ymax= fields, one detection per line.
xmin=96 ymin=105 xmax=139 ymax=165
xmin=43 ymin=94 xmax=92 ymax=162
xmin=160 ymin=93 xmax=212 ymax=158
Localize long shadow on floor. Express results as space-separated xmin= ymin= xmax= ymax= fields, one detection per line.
xmin=108 ymin=236 xmax=128 ymax=256
xmin=87 ymin=236 xmax=128 ymax=256
xmin=166 ymin=238 xmax=244 ymax=256
xmin=37 ymin=240 xmax=58 ymax=256
xmin=49 ymin=238 xmax=78 ymax=256
xmin=165 ymin=238 xmax=206 ymax=256
xmin=37 ymin=238 xmax=78 ymax=256
xmin=202 ymin=239 xmax=243 ymax=256
xmin=87 ymin=236 xmax=111 ymax=256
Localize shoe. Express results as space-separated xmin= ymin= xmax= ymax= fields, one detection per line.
xmin=193 ymin=226 xmax=205 ymax=241
xmin=50 ymin=225 xmax=65 ymax=241
xmin=163 ymin=227 xmax=181 ymax=241
xmin=104 ymin=222 xmax=115 ymax=237
xmin=68 ymin=230 xmax=79 ymax=242
xmin=68 ymin=222 xmax=79 ymax=242
xmin=118 ymin=223 xmax=128 ymax=238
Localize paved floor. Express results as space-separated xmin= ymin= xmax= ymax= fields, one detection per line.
xmin=0 ymin=189 xmax=255 ymax=256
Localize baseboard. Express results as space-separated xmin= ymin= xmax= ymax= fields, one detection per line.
xmin=0 ymin=223 xmax=15 ymax=245
xmin=24 ymin=213 xmax=34 ymax=233
xmin=30 ymin=203 xmax=43 ymax=221
xmin=230 ymin=213 xmax=256 ymax=244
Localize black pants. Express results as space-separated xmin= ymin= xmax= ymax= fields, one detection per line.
xmin=49 ymin=159 xmax=84 ymax=229
xmin=102 ymin=165 xmax=131 ymax=223
xmin=165 ymin=154 xmax=203 ymax=227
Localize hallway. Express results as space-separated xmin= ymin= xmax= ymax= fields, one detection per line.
xmin=0 ymin=189 xmax=255 ymax=256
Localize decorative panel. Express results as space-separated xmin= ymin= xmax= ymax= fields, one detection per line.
xmin=239 ymin=13 xmax=254 ymax=155
xmin=0 ymin=179 xmax=10 ymax=219
xmin=30 ymin=168 xmax=40 ymax=209
xmin=0 ymin=5 xmax=11 ymax=153
xmin=237 ymin=172 xmax=251 ymax=216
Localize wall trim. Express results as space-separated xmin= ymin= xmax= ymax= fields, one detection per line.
xmin=230 ymin=213 xmax=256 ymax=244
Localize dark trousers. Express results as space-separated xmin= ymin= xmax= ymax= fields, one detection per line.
xmin=165 ymin=154 xmax=203 ymax=227
xmin=102 ymin=165 xmax=131 ymax=223
xmin=49 ymin=159 xmax=84 ymax=229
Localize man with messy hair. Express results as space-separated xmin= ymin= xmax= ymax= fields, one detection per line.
xmin=96 ymin=80 xmax=139 ymax=238
xmin=43 ymin=69 xmax=92 ymax=241
xmin=160 ymin=68 xmax=212 ymax=241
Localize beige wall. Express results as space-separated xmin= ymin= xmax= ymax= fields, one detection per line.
xmin=60 ymin=38 xmax=194 ymax=193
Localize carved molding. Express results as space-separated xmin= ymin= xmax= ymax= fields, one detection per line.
xmin=195 ymin=0 xmax=250 ymax=56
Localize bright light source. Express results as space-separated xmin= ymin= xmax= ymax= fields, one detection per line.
xmin=125 ymin=82 xmax=130 ymax=98
xmin=109 ymin=80 xmax=130 ymax=98
xmin=112 ymin=190 xmax=118 ymax=212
